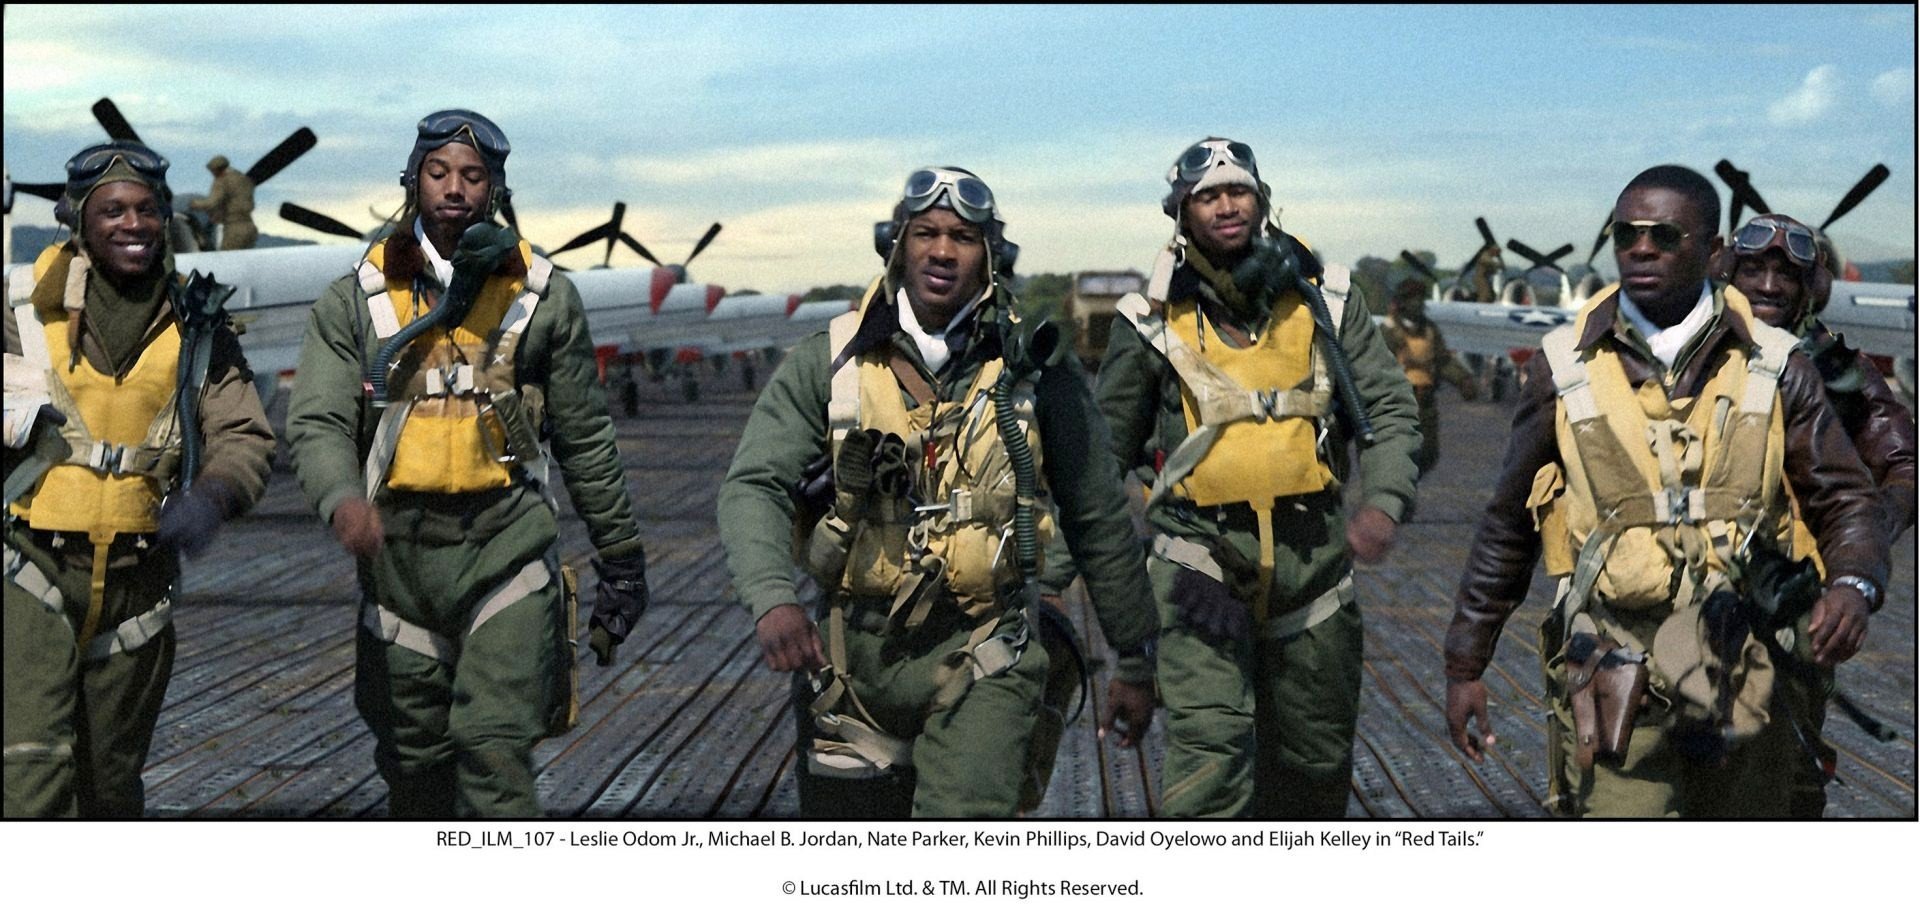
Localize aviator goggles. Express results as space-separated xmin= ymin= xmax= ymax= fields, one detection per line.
xmin=901 ymin=168 xmax=997 ymax=224
xmin=1731 ymin=216 xmax=1819 ymax=269
xmin=66 ymin=142 xmax=170 ymax=188
xmin=1170 ymin=139 xmax=1258 ymax=185
xmin=1608 ymin=219 xmax=1691 ymax=253
xmin=416 ymin=110 xmax=511 ymax=161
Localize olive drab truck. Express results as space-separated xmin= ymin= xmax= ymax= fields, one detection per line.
xmin=1065 ymin=270 xmax=1144 ymax=369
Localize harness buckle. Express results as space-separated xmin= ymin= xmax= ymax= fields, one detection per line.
xmin=1665 ymin=486 xmax=1695 ymax=526
xmin=1255 ymin=388 xmax=1280 ymax=422
xmin=473 ymin=398 xmax=518 ymax=465
xmin=88 ymin=442 xmax=128 ymax=475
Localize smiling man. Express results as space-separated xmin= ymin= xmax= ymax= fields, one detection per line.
xmin=1091 ymin=138 xmax=1419 ymax=818
xmin=286 ymin=110 xmax=650 ymax=817
xmin=1445 ymin=166 xmax=1890 ymax=818
xmin=1722 ymin=212 xmax=1915 ymax=818
xmin=4 ymin=141 xmax=273 ymax=816
xmin=718 ymin=167 xmax=1158 ymax=817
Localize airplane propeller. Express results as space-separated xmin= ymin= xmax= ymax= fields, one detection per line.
xmin=90 ymin=97 xmax=316 ymax=191
xmin=1506 ymin=239 xmax=1575 ymax=274
xmin=279 ymin=202 xmax=366 ymax=240
xmin=91 ymin=98 xmax=143 ymax=145
xmin=1821 ymin=164 xmax=1890 ymax=231
xmin=549 ymin=204 xmax=722 ymax=281
xmin=11 ymin=181 xmax=64 ymax=204
xmin=1714 ymin=160 xmax=1772 ymax=232
xmin=1399 ymin=250 xmax=1442 ymax=286
xmin=1583 ymin=218 xmax=1611 ymax=270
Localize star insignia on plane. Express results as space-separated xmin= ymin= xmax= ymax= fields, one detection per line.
xmin=1509 ymin=310 xmax=1569 ymax=327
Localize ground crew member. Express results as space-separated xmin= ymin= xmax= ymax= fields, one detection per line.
xmin=717 ymin=167 xmax=1158 ymax=818
xmin=1446 ymin=166 xmax=1890 ymax=817
xmin=188 ymin=155 xmax=256 ymax=251
xmin=1382 ymin=277 xmax=1479 ymax=476
xmin=1723 ymin=211 xmax=1915 ymax=817
xmin=4 ymin=141 xmax=274 ymax=816
xmin=1096 ymin=138 xmax=1421 ymax=818
xmin=286 ymin=110 xmax=650 ymax=818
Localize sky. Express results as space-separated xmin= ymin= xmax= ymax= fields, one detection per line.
xmin=4 ymin=4 xmax=1914 ymax=293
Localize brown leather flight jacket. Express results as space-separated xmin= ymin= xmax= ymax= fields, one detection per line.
xmin=1803 ymin=320 xmax=1917 ymax=538
xmin=1445 ymin=291 xmax=1891 ymax=683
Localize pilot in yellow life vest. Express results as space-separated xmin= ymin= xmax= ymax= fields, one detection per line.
xmin=1095 ymin=138 xmax=1422 ymax=818
xmin=1445 ymin=165 xmax=1890 ymax=818
xmin=718 ymin=168 xmax=1158 ymax=818
xmin=4 ymin=142 xmax=274 ymax=817
xmin=1381 ymin=277 xmax=1479 ymax=476
xmin=285 ymin=111 xmax=650 ymax=818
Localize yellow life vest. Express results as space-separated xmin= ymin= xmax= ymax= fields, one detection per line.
xmin=358 ymin=237 xmax=552 ymax=497
xmin=1391 ymin=316 xmax=1439 ymax=389
xmin=1114 ymin=271 xmax=1345 ymax=623
xmin=8 ymin=249 xmax=182 ymax=538
xmin=1532 ymin=286 xmax=1798 ymax=745
xmin=825 ymin=296 xmax=1053 ymax=623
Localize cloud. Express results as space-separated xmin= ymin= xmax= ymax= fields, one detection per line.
xmin=1767 ymin=65 xmax=1839 ymax=125
xmin=1872 ymin=68 xmax=1915 ymax=108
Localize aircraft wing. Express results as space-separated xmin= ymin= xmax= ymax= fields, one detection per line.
xmin=1420 ymin=300 xmax=1578 ymax=358
xmin=1821 ymin=280 xmax=1916 ymax=361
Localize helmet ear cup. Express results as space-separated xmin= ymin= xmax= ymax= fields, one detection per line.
xmin=873 ymin=220 xmax=900 ymax=262
xmin=1807 ymin=259 xmax=1834 ymax=314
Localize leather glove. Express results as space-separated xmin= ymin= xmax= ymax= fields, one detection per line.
xmin=1170 ymin=565 xmax=1250 ymax=642
xmin=155 ymin=478 xmax=232 ymax=559
xmin=588 ymin=551 xmax=650 ymax=666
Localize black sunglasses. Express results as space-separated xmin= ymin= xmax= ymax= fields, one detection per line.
xmin=1608 ymin=220 xmax=1691 ymax=253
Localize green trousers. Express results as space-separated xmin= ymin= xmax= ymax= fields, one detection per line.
xmin=354 ymin=488 xmax=567 ymax=818
xmin=1152 ymin=557 xmax=1363 ymax=819
xmin=1546 ymin=604 xmax=1813 ymax=818
xmin=794 ymin=602 xmax=1046 ymax=819
xmin=4 ymin=532 xmax=175 ymax=818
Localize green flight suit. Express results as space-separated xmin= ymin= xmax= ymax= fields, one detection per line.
xmin=1095 ymin=256 xmax=1420 ymax=818
xmin=287 ymin=231 xmax=644 ymax=818
xmin=718 ymin=284 xmax=1157 ymax=819
xmin=5 ymin=247 xmax=275 ymax=817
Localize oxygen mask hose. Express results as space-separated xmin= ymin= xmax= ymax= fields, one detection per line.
xmin=1295 ymin=274 xmax=1375 ymax=444
xmin=368 ymin=223 xmax=518 ymax=408
xmin=991 ymin=318 xmax=1060 ymax=587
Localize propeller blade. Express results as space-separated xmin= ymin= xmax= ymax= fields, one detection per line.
xmin=1713 ymin=159 xmax=1770 ymax=230
xmin=1543 ymin=242 xmax=1575 ymax=264
xmin=603 ymin=202 xmax=627 ymax=268
xmin=279 ymin=202 xmax=363 ymax=240
xmin=91 ymin=98 xmax=141 ymax=143
xmin=1585 ymin=218 xmax=1611 ymax=268
xmin=1506 ymin=239 xmax=1552 ymax=269
xmin=1821 ymin=164 xmax=1890 ymax=230
xmin=548 ymin=223 xmax=612 ymax=257
xmin=1398 ymin=250 xmax=1440 ymax=284
xmin=685 ymin=222 xmax=723 ymax=264
xmin=14 ymin=181 xmax=65 ymax=201
xmin=1474 ymin=216 xmax=1498 ymax=251
xmin=618 ymin=232 xmax=662 ymax=267
xmin=244 ymin=127 xmax=317 ymax=185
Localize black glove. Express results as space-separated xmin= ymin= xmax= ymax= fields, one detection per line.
xmin=155 ymin=478 xmax=232 ymax=559
xmin=1170 ymin=565 xmax=1250 ymax=643
xmin=587 ymin=551 xmax=650 ymax=666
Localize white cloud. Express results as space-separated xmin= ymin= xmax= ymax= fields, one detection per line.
xmin=1767 ymin=65 xmax=1840 ymax=125
xmin=1872 ymin=68 xmax=1915 ymax=108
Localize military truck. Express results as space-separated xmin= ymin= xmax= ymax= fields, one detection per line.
xmin=1064 ymin=270 xmax=1145 ymax=368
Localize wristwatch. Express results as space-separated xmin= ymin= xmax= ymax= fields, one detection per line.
xmin=1829 ymin=575 xmax=1883 ymax=612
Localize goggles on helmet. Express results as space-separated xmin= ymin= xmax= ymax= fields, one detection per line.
xmin=901 ymin=168 xmax=997 ymax=224
xmin=1169 ymin=139 xmax=1258 ymax=185
xmin=1731 ymin=215 xmax=1819 ymax=269
xmin=416 ymin=109 xmax=511 ymax=162
xmin=66 ymin=142 xmax=170 ymax=189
